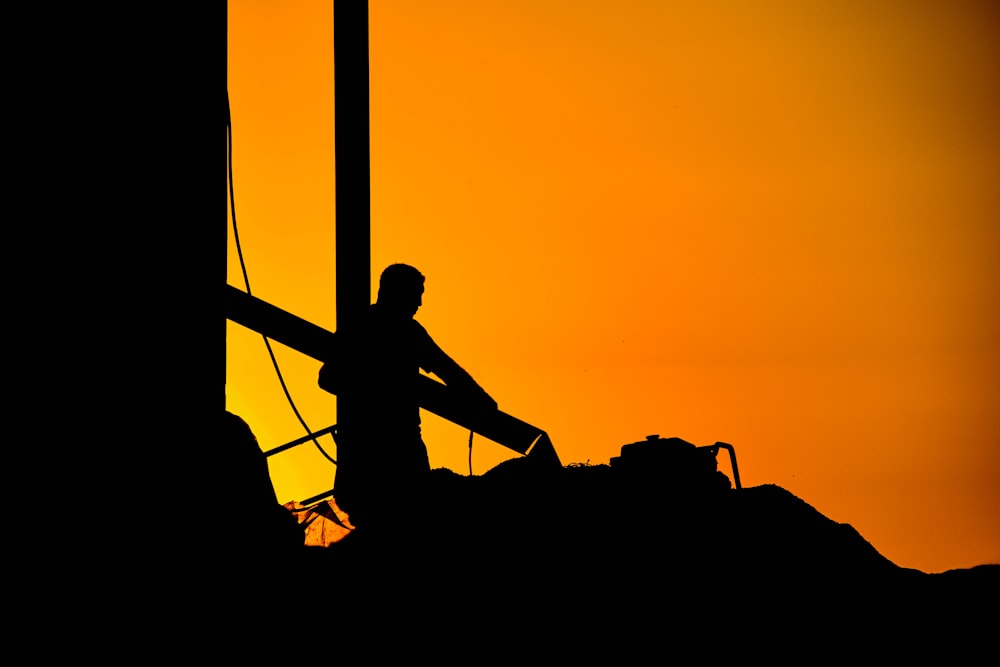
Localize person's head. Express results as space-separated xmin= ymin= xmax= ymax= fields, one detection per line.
xmin=376 ymin=263 xmax=425 ymax=317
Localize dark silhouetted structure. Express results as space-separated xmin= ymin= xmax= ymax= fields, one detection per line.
xmin=319 ymin=264 xmax=498 ymax=535
xmin=222 ymin=411 xmax=304 ymax=562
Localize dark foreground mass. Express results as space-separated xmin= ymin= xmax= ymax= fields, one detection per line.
xmin=209 ymin=450 xmax=997 ymax=658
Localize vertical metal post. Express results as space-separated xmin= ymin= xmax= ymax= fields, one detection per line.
xmin=223 ymin=1 xmax=230 ymax=411
xmin=334 ymin=2 xmax=371 ymax=421
xmin=334 ymin=2 xmax=371 ymax=327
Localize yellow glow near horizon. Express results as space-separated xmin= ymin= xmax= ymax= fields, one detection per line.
xmin=227 ymin=0 xmax=1000 ymax=573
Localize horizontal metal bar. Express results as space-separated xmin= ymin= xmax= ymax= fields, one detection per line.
xmin=264 ymin=423 xmax=338 ymax=458
xmin=299 ymin=487 xmax=336 ymax=506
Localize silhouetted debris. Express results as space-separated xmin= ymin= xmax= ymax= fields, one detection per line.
xmin=610 ymin=434 xmax=733 ymax=494
xmin=219 ymin=416 xmax=998 ymax=652
xmin=222 ymin=411 xmax=305 ymax=564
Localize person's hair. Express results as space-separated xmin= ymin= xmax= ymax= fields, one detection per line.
xmin=378 ymin=263 xmax=424 ymax=302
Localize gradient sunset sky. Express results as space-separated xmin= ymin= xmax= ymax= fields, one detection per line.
xmin=226 ymin=0 xmax=999 ymax=574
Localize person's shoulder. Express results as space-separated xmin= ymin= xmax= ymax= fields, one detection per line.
xmin=409 ymin=318 xmax=431 ymax=337
xmin=410 ymin=319 xmax=441 ymax=348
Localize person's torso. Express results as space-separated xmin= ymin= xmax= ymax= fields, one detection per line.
xmin=336 ymin=306 xmax=429 ymax=428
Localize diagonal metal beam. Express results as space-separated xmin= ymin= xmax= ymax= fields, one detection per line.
xmin=225 ymin=284 xmax=561 ymax=466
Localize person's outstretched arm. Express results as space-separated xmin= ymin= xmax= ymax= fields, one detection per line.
xmin=417 ymin=326 xmax=498 ymax=412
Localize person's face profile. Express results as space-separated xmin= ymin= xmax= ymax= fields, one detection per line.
xmin=406 ymin=285 xmax=424 ymax=316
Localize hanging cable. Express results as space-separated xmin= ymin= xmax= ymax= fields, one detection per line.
xmin=227 ymin=92 xmax=337 ymax=467
xmin=468 ymin=430 xmax=474 ymax=476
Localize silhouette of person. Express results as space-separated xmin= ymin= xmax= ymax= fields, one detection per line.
xmin=319 ymin=263 xmax=497 ymax=537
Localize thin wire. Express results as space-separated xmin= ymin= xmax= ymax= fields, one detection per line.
xmin=468 ymin=430 xmax=474 ymax=476
xmin=227 ymin=93 xmax=337 ymax=466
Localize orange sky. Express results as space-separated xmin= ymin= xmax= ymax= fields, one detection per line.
xmin=226 ymin=0 xmax=1000 ymax=573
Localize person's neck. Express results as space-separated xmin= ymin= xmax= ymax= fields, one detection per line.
xmin=374 ymin=301 xmax=413 ymax=320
